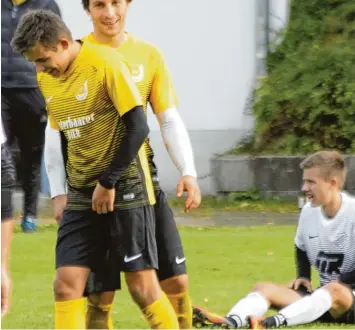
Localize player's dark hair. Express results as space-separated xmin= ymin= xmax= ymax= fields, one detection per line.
xmin=11 ymin=9 xmax=72 ymax=55
xmin=82 ymin=0 xmax=132 ymax=10
xmin=300 ymin=150 xmax=347 ymax=188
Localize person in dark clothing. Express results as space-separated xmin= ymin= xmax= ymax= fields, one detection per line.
xmin=1 ymin=0 xmax=61 ymax=232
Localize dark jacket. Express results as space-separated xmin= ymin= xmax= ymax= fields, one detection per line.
xmin=1 ymin=0 xmax=61 ymax=88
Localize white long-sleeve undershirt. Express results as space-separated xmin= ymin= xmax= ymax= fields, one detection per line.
xmin=44 ymin=123 xmax=67 ymax=198
xmin=156 ymin=107 xmax=196 ymax=178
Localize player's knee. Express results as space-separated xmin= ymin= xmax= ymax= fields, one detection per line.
xmin=324 ymin=281 xmax=353 ymax=310
xmin=53 ymin=277 xmax=77 ymax=301
xmin=252 ymin=281 xmax=273 ymax=294
xmin=127 ymin=284 xmax=155 ymax=309
xmin=53 ymin=274 xmax=84 ymax=301
xmin=125 ymin=270 xmax=161 ymax=309
xmin=160 ymin=274 xmax=188 ymax=295
xmin=88 ymin=291 xmax=115 ymax=307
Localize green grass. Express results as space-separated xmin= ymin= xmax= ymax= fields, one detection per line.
xmin=169 ymin=195 xmax=299 ymax=217
xmin=2 ymin=226 xmax=352 ymax=329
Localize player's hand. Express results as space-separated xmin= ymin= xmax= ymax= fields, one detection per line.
xmin=92 ymin=183 xmax=115 ymax=214
xmin=288 ymin=277 xmax=312 ymax=293
xmin=176 ymin=175 xmax=202 ymax=213
xmin=52 ymin=194 xmax=67 ymax=224
xmin=1 ymin=268 xmax=12 ymax=318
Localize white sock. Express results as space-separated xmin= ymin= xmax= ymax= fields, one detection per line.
xmin=279 ymin=288 xmax=332 ymax=326
xmin=226 ymin=292 xmax=270 ymax=327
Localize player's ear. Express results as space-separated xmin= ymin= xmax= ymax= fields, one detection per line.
xmin=330 ymin=176 xmax=338 ymax=189
xmin=59 ymin=39 xmax=70 ymax=51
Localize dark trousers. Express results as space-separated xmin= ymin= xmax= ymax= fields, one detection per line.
xmin=1 ymin=87 xmax=47 ymax=218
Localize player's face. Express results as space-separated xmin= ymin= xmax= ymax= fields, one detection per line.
xmin=24 ymin=41 xmax=71 ymax=78
xmin=302 ymin=167 xmax=336 ymax=207
xmin=88 ymin=0 xmax=130 ymax=38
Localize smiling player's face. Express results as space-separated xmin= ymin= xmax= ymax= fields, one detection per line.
xmin=302 ymin=167 xmax=339 ymax=207
xmin=88 ymin=0 xmax=130 ymax=38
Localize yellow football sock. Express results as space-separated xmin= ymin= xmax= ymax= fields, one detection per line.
xmin=142 ymin=292 xmax=179 ymax=329
xmin=86 ymin=302 xmax=113 ymax=329
xmin=55 ymin=297 xmax=86 ymax=329
xmin=167 ymin=291 xmax=193 ymax=329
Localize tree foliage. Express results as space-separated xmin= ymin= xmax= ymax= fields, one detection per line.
xmin=243 ymin=0 xmax=355 ymax=155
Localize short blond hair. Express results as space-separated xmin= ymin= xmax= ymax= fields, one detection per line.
xmin=300 ymin=150 xmax=347 ymax=188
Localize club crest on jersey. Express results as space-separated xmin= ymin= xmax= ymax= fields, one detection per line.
xmin=76 ymin=81 xmax=89 ymax=101
xmin=130 ymin=64 xmax=144 ymax=83
xmin=332 ymin=233 xmax=346 ymax=248
xmin=46 ymin=95 xmax=54 ymax=104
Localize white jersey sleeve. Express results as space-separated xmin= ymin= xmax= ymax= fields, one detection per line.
xmin=294 ymin=206 xmax=308 ymax=251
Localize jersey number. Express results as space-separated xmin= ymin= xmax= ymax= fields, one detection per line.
xmin=315 ymin=252 xmax=344 ymax=275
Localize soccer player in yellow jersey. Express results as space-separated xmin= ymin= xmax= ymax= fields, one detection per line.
xmin=44 ymin=0 xmax=201 ymax=329
xmin=11 ymin=9 xmax=179 ymax=329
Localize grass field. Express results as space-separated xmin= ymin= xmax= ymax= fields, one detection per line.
xmin=2 ymin=225 xmax=353 ymax=329
xmin=169 ymin=196 xmax=299 ymax=217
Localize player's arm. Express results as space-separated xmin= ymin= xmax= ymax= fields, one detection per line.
xmin=339 ymin=223 xmax=355 ymax=286
xmin=44 ymin=121 xmax=68 ymax=223
xmin=100 ymin=59 xmax=148 ymax=189
xmin=295 ymin=245 xmax=311 ymax=280
xmin=1 ymin=218 xmax=14 ymax=317
xmin=155 ymin=108 xmax=196 ymax=178
xmin=294 ymin=211 xmax=311 ymax=280
xmin=37 ymin=70 xmax=68 ymax=222
xmin=44 ymin=122 xmax=67 ymax=198
xmin=37 ymin=74 xmax=67 ymax=202
xmin=92 ymin=59 xmax=148 ymax=214
xmin=1 ymin=219 xmax=14 ymax=272
xmin=339 ymin=269 xmax=355 ymax=287
xmin=150 ymin=48 xmax=201 ymax=212
xmin=290 ymin=211 xmax=312 ymax=292
xmin=150 ymin=48 xmax=196 ymax=177
xmin=98 ymin=107 xmax=149 ymax=189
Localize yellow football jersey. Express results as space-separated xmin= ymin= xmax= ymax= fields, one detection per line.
xmin=38 ymin=41 xmax=155 ymax=209
xmin=83 ymin=33 xmax=179 ymax=190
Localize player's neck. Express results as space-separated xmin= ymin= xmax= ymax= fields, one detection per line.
xmin=64 ymin=41 xmax=82 ymax=75
xmin=92 ymin=30 xmax=127 ymax=48
xmin=321 ymin=192 xmax=342 ymax=219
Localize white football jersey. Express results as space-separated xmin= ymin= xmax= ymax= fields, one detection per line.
xmin=295 ymin=192 xmax=355 ymax=288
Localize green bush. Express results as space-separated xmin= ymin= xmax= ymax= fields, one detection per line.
xmin=235 ymin=0 xmax=355 ymax=155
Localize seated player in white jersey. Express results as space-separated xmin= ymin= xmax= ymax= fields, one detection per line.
xmin=192 ymin=150 xmax=355 ymax=329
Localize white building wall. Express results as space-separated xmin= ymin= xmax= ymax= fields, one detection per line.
xmin=55 ymin=0 xmax=289 ymax=194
